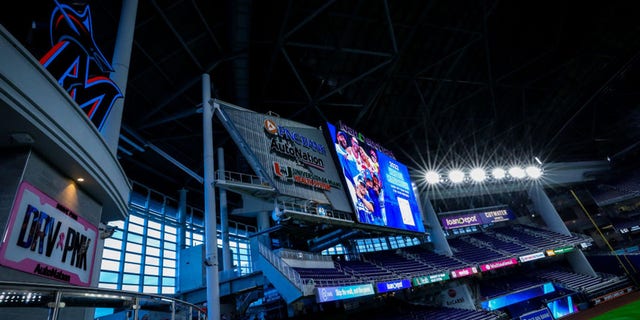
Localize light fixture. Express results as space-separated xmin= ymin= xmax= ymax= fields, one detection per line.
xmin=525 ymin=166 xmax=542 ymax=179
xmin=76 ymin=178 xmax=85 ymax=182
xmin=492 ymin=168 xmax=506 ymax=180
xmin=448 ymin=169 xmax=465 ymax=183
xmin=424 ymin=171 xmax=440 ymax=184
xmin=508 ymin=166 xmax=526 ymax=179
xmin=469 ymin=168 xmax=486 ymax=182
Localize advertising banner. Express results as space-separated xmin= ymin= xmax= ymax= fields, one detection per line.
xmin=315 ymin=284 xmax=375 ymax=303
xmin=479 ymin=209 xmax=515 ymax=224
xmin=441 ymin=284 xmax=476 ymax=310
xmin=0 ymin=182 xmax=98 ymax=286
xmin=220 ymin=105 xmax=352 ymax=212
xmin=546 ymin=246 xmax=574 ymax=256
xmin=518 ymin=252 xmax=546 ymax=263
xmin=480 ymin=258 xmax=518 ymax=272
xmin=412 ymin=272 xmax=450 ymax=286
xmin=375 ymin=279 xmax=411 ymax=293
xmin=450 ymin=267 xmax=478 ymax=279
xmin=441 ymin=213 xmax=482 ymax=229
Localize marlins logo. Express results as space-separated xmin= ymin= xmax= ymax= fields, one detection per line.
xmin=39 ymin=2 xmax=122 ymax=131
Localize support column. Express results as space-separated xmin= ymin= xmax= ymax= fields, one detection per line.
xmin=218 ymin=147 xmax=233 ymax=273
xmin=202 ymin=74 xmax=220 ymax=320
xmin=257 ymin=210 xmax=271 ymax=248
xmin=177 ymin=188 xmax=187 ymax=293
xmin=104 ymin=0 xmax=138 ymax=154
xmin=178 ymin=188 xmax=188 ymax=249
xmin=421 ymin=195 xmax=452 ymax=256
xmin=528 ymin=185 xmax=596 ymax=276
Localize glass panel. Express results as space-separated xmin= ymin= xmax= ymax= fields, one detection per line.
xmin=122 ymin=273 xmax=140 ymax=284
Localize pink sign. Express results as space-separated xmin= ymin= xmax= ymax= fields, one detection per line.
xmin=480 ymin=258 xmax=518 ymax=272
xmin=450 ymin=267 xmax=478 ymax=278
xmin=0 ymin=182 xmax=98 ymax=286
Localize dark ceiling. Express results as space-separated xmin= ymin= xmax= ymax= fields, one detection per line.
xmin=4 ymin=1 xmax=640 ymax=210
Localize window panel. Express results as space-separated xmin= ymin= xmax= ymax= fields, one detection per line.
xmin=146 ymin=247 xmax=160 ymax=256
xmin=125 ymin=253 xmax=142 ymax=264
xmin=163 ymin=268 xmax=176 ymax=277
xmin=123 ymin=263 xmax=140 ymax=273
xmin=148 ymin=220 xmax=161 ymax=230
xmin=102 ymin=249 xmax=122 ymax=260
xmin=145 ymin=266 xmax=159 ymax=275
xmin=122 ymin=274 xmax=140 ymax=284
xmin=104 ymin=238 xmax=122 ymax=249
xmin=144 ymin=276 xmax=158 ymax=285
xmin=121 ymin=285 xmax=138 ymax=291
xmin=145 ymin=256 xmax=160 ymax=266
xmin=100 ymin=259 xmax=120 ymax=271
xmin=99 ymin=271 xmax=118 ymax=283
xmin=126 ymin=243 xmax=142 ymax=253
xmin=129 ymin=215 xmax=145 ymax=225
xmin=143 ymin=286 xmax=158 ymax=293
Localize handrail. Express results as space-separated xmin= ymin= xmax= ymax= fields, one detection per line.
xmin=256 ymin=241 xmax=306 ymax=290
xmin=0 ymin=280 xmax=206 ymax=320
xmin=215 ymin=170 xmax=270 ymax=186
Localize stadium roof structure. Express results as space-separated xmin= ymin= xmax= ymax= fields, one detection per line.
xmin=4 ymin=1 xmax=640 ymax=209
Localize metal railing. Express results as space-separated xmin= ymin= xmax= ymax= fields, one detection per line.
xmin=0 ymin=281 xmax=206 ymax=320
xmin=215 ymin=170 xmax=270 ymax=186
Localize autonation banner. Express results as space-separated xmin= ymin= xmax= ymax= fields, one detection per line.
xmin=219 ymin=104 xmax=352 ymax=213
xmin=0 ymin=182 xmax=98 ymax=286
xmin=315 ymin=284 xmax=375 ymax=303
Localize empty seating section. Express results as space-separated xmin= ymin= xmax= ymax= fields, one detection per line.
xmin=336 ymin=259 xmax=397 ymax=281
xmin=492 ymin=225 xmax=559 ymax=249
xmin=405 ymin=306 xmax=500 ymax=320
xmin=467 ymin=232 xmax=532 ymax=255
xmin=292 ymin=267 xmax=357 ymax=286
xmin=448 ymin=238 xmax=505 ymax=265
xmin=520 ymin=225 xmax=587 ymax=246
xmin=535 ymin=269 xmax=605 ymax=292
xmin=364 ymin=251 xmax=435 ymax=277
xmin=402 ymin=246 xmax=468 ymax=271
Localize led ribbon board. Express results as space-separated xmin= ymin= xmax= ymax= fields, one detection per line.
xmin=375 ymin=279 xmax=411 ymax=293
xmin=412 ymin=272 xmax=450 ymax=286
xmin=0 ymin=182 xmax=98 ymax=286
xmin=327 ymin=122 xmax=425 ymax=232
xmin=315 ymin=284 xmax=375 ymax=303
xmin=480 ymin=258 xmax=518 ymax=272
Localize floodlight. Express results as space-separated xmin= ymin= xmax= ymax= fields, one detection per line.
xmin=424 ymin=171 xmax=440 ymax=184
xmin=508 ymin=166 xmax=526 ymax=179
xmin=448 ymin=169 xmax=465 ymax=183
xmin=525 ymin=166 xmax=542 ymax=179
xmin=469 ymin=168 xmax=486 ymax=182
xmin=492 ymin=168 xmax=506 ymax=180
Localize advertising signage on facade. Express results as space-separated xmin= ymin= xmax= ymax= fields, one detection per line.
xmin=327 ymin=121 xmax=425 ymax=233
xmin=441 ymin=209 xmax=515 ymax=229
xmin=0 ymin=182 xmax=98 ymax=286
xmin=219 ymin=105 xmax=352 ymax=213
